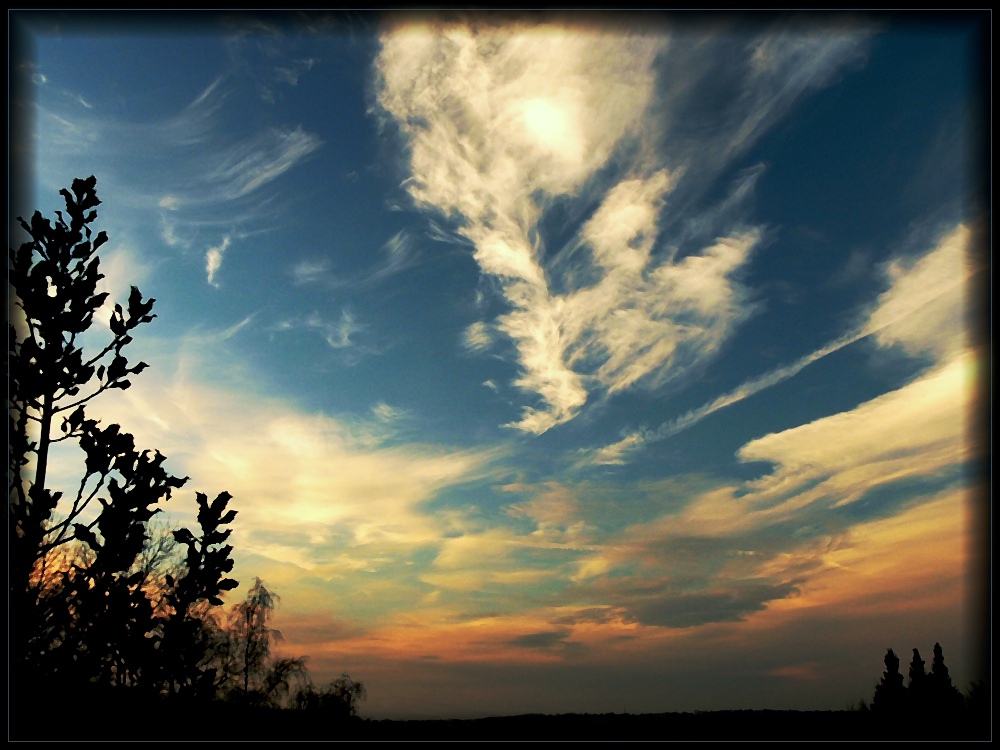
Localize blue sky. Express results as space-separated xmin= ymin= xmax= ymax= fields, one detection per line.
xmin=11 ymin=11 xmax=989 ymax=719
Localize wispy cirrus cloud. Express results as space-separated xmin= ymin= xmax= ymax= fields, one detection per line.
xmin=129 ymin=213 xmax=972 ymax=669
xmin=730 ymin=27 xmax=871 ymax=161
xmin=735 ymin=353 xmax=975 ymax=512
xmin=271 ymin=309 xmax=368 ymax=354
xmin=375 ymin=21 xmax=871 ymax=435
xmin=463 ymin=321 xmax=494 ymax=353
xmin=582 ymin=223 xmax=979 ymax=467
xmin=308 ymin=309 xmax=362 ymax=349
xmin=556 ymin=234 xmax=980 ymax=630
xmin=201 ymin=125 xmax=321 ymax=201
xmin=28 ymin=64 xmax=321 ymax=274
xmin=475 ymin=225 xmax=980 ymax=633
xmin=289 ymin=257 xmax=333 ymax=285
xmin=288 ymin=229 xmax=421 ymax=289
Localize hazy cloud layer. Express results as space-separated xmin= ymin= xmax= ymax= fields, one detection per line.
xmin=282 ymin=486 xmax=970 ymax=719
xmin=560 ymin=348 xmax=974 ymax=627
xmin=56 ymin=336 xmax=503 ymax=589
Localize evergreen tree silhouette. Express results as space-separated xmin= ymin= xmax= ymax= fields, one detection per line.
xmin=906 ymin=647 xmax=929 ymax=715
xmin=927 ymin=642 xmax=964 ymax=714
xmin=871 ymin=648 xmax=906 ymax=714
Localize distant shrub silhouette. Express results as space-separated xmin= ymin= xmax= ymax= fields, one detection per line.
xmin=8 ymin=177 xmax=239 ymax=704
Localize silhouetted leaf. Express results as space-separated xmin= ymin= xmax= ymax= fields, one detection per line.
xmin=173 ymin=528 xmax=195 ymax=545
xmin=73 ymin=523 xmax=100 ymax=550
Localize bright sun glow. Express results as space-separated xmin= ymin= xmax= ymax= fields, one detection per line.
xmin=520 ymin=97 xmax=582 ymax=162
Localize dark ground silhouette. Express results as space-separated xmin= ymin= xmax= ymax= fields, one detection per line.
xmin=9 ymin=703 xmax=989 ymax=742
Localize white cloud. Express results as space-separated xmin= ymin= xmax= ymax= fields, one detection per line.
xmin=372 ymin=402 xmax=405 ymax=422
xmin=290 ymin=258 xmax=332 ymax=285
xmin=205 ymin=235 xmax=231 ymax=287
xmin=580 ymin=343 xmax=975 ymax=627
xmin=463 ymin=321 xmax=493 ymax=352
xmin=274 ymin=57 xmax=317 ymax=87
xmin=733 ymin=29 xmax=871 ymax=159
xmin=565 ymin=226 xmax=760 ymax=397
xmin=582 ymin=222 xmax=977 ymax=466
xmin=65 ymin=339 xmax=502 ymax=575
xmin=377 ymin=23 xmax=861 ymax=435
xmin=370 ymin=230 xmax=418 ymax=281
xmin=271 ymin=309 xmax=369 ymax=356
xmin=864 ymin=223 xmax=973 ymax=360
xmin=31 ymin=71 xmax=322 ymax=267
xmin=307 ymin=309 xmax=361 ymax=349
xmin=580 ymin=431 xmax=648 ymax=468
xmin=736 ymin=351 xmax=976 ymax=515
xmin=206 ymin=126 xmax=322 ymax=200
xmin=288 ymin=232 xmax=418 ymax=290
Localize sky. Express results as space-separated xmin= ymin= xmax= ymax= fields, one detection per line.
xmin=10 ymin=11 xmax=990 ymax=720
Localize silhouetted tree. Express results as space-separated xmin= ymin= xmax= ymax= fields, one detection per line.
xmin=871 ymin=648 xmax=906 ymax=714
xmin=906 ymin=647 xmax=929 ymax=715
xmin=216 ymin=577 xmax=309 ymax=708
xmin=8 ymin=177 xmax=239 ymax=702
xmin=926 ymin=642 xmax=964 ymax=714
xmin=293 ymin=673 xmax=368 ymax=719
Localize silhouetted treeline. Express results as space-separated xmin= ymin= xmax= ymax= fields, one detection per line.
xmin=864 ymin=643 xmax=990 ymax=740
xmin=9 ymin=178 xmax=363 ymax=741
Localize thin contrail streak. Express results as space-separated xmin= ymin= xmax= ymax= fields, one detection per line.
xmin=650 ymin=327 xmax=868 ymax=442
